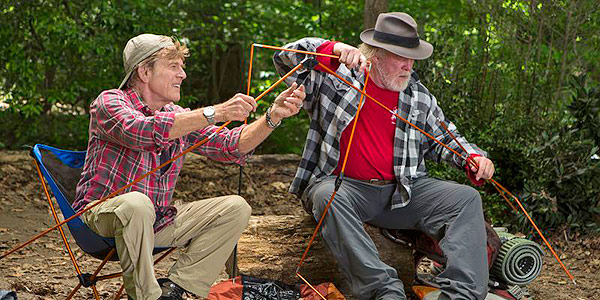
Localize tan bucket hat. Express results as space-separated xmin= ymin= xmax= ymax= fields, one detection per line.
xmin=118 ymin=34 xmax=175 ymax=89
xmin=360 ymin=12 xmax=433 ymax=60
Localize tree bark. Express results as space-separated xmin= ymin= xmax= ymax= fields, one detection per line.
xmin=236 ymin=215 xmax=415 ymax=297
xmin=363 ymin=0 xmax=388 ymax=30
xmin=218 ymin=44 xmax=244 ymax=100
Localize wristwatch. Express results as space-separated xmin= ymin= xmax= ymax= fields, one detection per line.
xmin=203 ymin=106 xmax=216 ymax=125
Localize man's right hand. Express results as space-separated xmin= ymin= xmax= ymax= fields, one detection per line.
xmin=213 ymin=93 xmax=257 ymax=123
xmin=333 ymin=42 xmax=368 ymax=72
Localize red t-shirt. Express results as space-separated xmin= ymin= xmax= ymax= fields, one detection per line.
xmin=316 ymin=41 xmax=398 ymax=181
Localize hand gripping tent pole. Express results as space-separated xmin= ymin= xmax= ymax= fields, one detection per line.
xmin=436 ymin=120 xmax=519 ymax=214
xmin=0 ymin=62 xmax=304 ymax=262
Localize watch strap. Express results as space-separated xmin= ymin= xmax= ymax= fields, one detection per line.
xmin=265 ymin=105 xmax=281 ymax=129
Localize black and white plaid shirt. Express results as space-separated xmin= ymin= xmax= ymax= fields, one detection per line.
xmin=273 ymin=38 xmax=486 ymax=209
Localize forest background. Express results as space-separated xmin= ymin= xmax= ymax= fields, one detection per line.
xmin=1 ymin=0 xmax=599 ymax=235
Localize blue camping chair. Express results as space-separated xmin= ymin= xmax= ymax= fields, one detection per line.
xmin=30 ymin=144 xmax=174 ymax=300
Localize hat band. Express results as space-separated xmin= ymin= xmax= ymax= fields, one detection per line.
xmin=373 ymin=30 xmax=420 ymax=48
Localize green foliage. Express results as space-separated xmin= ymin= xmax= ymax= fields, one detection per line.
xmin=1 ymin=0 xmax=599 ymax=231
xmin=255 ymin=110 xmax=310 ymax=155
xmin=516 ymin=75 xmax=600 ymax=233
xmin=0 ymin=111 xmax=89 ymax=150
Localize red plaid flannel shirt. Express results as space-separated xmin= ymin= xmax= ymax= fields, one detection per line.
xmin=74 ymin=88 xmax=249 ymax=232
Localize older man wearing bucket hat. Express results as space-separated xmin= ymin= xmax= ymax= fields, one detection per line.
xmin=274 ymin=12 xmax=495 ymax=300
xmin=73 ymin=34 xmax=306 ymax=300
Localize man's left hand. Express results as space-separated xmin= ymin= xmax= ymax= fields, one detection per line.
xmin=270 ymin=83 xmax=306 ymax=124
xmin=333 ymin=42 xmax=368 ymax=72
xmin=470 ymin=156 xmax=495 ymax=181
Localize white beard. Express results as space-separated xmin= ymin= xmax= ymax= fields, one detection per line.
xmin=374 ymin=62 xmax=410 ymax=92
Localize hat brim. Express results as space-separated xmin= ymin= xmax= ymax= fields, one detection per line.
xmin=118 ymin=69 xmax=134 ymax=90
xmin=360 ymin=29 xmax=433 ymax=60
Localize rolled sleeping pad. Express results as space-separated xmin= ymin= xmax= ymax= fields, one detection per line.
xmin=491 ymin=231 xmax=544 ymax=286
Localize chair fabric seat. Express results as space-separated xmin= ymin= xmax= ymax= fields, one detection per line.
xmin=31 ymin=144 xmax=169 ymax=261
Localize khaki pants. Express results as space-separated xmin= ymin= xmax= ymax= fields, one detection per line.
xmin=82 ymin=191 xmax=251 ymax=300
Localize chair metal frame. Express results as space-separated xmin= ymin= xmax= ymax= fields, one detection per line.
xmin=30 ymin=144 xmax=174 ymax=300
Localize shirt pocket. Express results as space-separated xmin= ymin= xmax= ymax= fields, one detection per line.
xmin=330 ymin=74 xmax=352 ymax=93
xmin=407 ymin=109 xmax=427 ymax=144
xmin=409 ymin=109 xmax=426 ymax=128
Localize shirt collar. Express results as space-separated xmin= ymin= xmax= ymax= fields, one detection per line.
xmin=123 ymin=87 xmax=175 ymax=115
xmin=124 ymin=87 xmax=152 ymax=114
xmin=402 ymin=71 xmax=420 ymax=96
xmin=409 ymin=70 xmax=419 ymax=85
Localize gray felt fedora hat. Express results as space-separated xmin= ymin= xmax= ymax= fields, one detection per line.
xmin=360 ymin=12 xmax=433 ymax=60
xmin=118 ymin=34 xmax=175 ymax=89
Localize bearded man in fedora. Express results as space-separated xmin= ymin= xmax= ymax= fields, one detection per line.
xmin=274 ymin=12 xmax=495 ymax=300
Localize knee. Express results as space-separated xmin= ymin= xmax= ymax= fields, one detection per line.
xmin=458 ymin=185 xmax=482 ymax=210
xmin=122 ymin=191 xmax=155 ymax=219
xmin=308 ymin=185 xmax=335 ymax=218
xmin=223 ymin=195 xmax=252 ymax=225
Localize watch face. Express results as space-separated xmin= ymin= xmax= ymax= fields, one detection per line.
xmin=204 ymin=106 xmax=215 ymax=117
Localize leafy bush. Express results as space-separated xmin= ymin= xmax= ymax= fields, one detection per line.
xmin=518 ymin=75 xmax=600 ymax=233
xmin=0 ymin=111 xmax=89 ymax=150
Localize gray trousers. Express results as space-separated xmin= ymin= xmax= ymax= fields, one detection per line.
xmin=306 ymin=176 xmax=488 ymax=300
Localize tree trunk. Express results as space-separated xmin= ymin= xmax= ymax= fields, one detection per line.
xmin=363 ymin=0 xmax=388 ymax=30
xmin=557 ymin=0 xmax=574 ymax=100
xmin=218 ymin=44 xmax=244 ymax=100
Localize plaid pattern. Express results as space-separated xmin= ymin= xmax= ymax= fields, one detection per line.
xmin=273 ymin=38 xmax=486 ymax=209
xmin=74 ymin=88 xmax=249 ymax=232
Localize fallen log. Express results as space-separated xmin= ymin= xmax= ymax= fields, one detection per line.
xmin=234 ymin=215 xmax=416 ymax=296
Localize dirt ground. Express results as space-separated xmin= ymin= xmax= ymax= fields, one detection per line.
xmin=0 ymin=150 xmax=598 ymax=299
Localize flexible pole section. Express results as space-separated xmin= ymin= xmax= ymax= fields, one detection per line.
xmin=437 ymin=120 xmax=519 ymax=213
xmin=232 ymin=43 xmax=257 ymax=281
xmin=438 ymin=115 xmax=576 ymax=285
xmin=33 ymin=160 xmax=84 ymax=275
xmin=254 ymin=44 xmax=340 ymax=59
xmin=295 ymin=64 xmax=371 ymax=300
xmin=296 ymin=64 xmax=371 ymax=271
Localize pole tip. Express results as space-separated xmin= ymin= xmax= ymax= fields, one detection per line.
xmin=572 ymin=279 xmax=577 ymax=286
